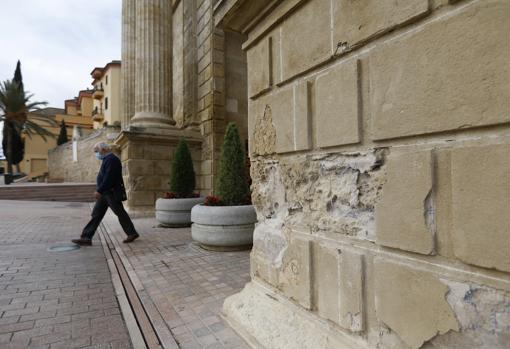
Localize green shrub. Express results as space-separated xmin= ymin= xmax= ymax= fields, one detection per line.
xmin=169 ymin=138 xmax=196 ymax=198
xmin=57 ymin=120 xmax=68 ymax=145
xmin=216 ymin=122 xmax=250 ymax=206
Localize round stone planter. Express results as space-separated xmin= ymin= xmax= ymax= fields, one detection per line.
xmin=191 ymin=204 xmax=257 ymax=251
xmin=155 ymin=197 xmax=204 ymax=228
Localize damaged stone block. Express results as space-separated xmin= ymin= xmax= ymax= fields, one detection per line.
xmin=338 ymin=249 xmax=364 ymax=332
xmin=375 ymin=151 xmax=435 ymax=255
xmin=374 ymin=259 xmax=459 ymax=349
xmin=451 ymin=144 xmax=510 ymax=272
xmin=278 ymin=237 xmax=312 ymax=309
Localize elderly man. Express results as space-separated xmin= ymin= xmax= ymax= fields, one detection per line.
xmin=72 ymin=142 xmax=139 ymax=246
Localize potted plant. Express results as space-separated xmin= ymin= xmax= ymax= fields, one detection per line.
xmin=191 ymin=122 xmax=256 ymax=250
xmin=155 ymin=138 xmax=203 ymax=227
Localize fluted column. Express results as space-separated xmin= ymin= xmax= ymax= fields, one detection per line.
xmin=130 ymin=0 xmax=175 ymax=128
xmin=121 ymin=0 xmax=136 ymax=130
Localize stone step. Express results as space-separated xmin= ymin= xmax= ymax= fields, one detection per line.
xmin=0 ymin=184 xmax=96 ymax=202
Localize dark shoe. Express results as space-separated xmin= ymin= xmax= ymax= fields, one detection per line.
xmin=72 ymin=238 xmax=92 ymax=246
xmin=123 ymin=234 xmax=139 ymax=243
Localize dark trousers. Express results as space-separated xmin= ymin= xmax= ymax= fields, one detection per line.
xmin=81 ymin=193 xmax=138 ymax=239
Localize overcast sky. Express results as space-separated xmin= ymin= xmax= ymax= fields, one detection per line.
xmin=0 ymin=0 xmax=121 ymax=159
xmin=0 ymin=0 xmax=122 ymax=108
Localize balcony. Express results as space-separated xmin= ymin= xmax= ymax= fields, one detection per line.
xmin=92 ymin=107 xmax=104 ymax=121
xmin=92 ymin=88 xmax=104 ymax=100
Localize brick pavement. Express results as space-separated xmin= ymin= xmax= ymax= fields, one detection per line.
xmin=103 ymin=214 xmax=251 ymax=349
xmin=0 ymin=200 xmax=132 ymax=349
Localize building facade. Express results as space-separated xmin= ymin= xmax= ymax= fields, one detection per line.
xmin=17 ymin=108 xmax=93 ymax=180
xmin=91 ymin=61 xmax=122 ymax=129
xmin=121 ymin=0 xmax=510 ymax=348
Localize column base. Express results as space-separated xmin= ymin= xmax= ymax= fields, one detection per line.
xmin=114 ymin=128 xmax=202 ymax=215
xmin=130 ymin=111 xmax=176 ymax=129
xmin=222 ymin=281 xmax=368 ymax=349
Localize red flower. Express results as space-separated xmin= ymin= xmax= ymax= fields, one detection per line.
xmin=204 ymin=195 xmax=222 ymax=206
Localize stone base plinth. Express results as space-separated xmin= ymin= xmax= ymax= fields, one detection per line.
xmin=115 ymin=127 xmax=202 ymax=217
xmin=222 ymin=282 xmax=368 ymax=349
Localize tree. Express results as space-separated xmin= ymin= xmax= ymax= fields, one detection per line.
xmin=169 ymin=138 xmax=196 ymax=198
xmin=216 ymin=122 xmax=250 ymax=206
xmin=57 ymin=120 xmax=68 ymax=145
xmin=7 ymin=60 xmax=25 ymax=173
xmin=0 ymin=79 xmax=53 ymax=175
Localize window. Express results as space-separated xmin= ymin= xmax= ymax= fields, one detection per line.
xmin=105 ymin=97 xmax=108 ymax=110
xmin=105 ymin=75 xmax=108 ymax=85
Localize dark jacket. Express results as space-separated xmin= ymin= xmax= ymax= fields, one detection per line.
xmin=96 ymin=153 xmax=126 ymax=201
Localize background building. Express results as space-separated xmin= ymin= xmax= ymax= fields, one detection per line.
xmin=91 ymin=60 xmax=122 ymax=129
xmin=18 ymin=107 xmax=93 ymax=180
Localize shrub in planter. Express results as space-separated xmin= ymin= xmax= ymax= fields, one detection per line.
xmin=191 ymin=123 xmax=256 ymax=250
xmin=155 ymin=138 xmax=203 ymax=227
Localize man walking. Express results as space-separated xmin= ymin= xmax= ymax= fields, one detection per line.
xmin=72 ymin=142 xmax=139 ymax=245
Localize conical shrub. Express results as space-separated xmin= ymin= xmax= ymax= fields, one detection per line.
xmin=57 ymin=120 xmax=68 ymax=145
xmin=169 ymin=138 xmax=196 ymax=198
xmin=216 ymin=122 xmax=250 ymax=206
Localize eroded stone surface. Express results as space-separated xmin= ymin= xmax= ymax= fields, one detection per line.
xmin=374 ymin=259 xmax=459 ymax=349
xmin=223 ymin=283 xmax=367 ymax=349
xmin=251 ymin=150 xmax=386 ymax=242
xmin=252 ymin=105 xmax=276 ymax=156
xmin=278 ymin=237 xmax=312 ymax=309
xmin=375 ymin=151 xmax=435 ymax=255
xmin=433 ymin=280 xmax=510 ymax=349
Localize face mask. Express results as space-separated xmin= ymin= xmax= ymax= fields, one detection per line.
xmin=95 ymin=152 xmax=104 ymax=160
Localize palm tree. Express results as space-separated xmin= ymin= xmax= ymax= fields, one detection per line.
xmin=0 ymin=79 xmax=55 ymax=176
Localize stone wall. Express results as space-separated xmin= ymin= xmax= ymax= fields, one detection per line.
xmin=221 ymin=0 xmax=510 ymax=348
xmin=48 ymin=127 xmax=119 ymax=183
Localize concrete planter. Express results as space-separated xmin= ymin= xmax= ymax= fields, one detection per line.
xmin=155 ymin=197 xmax=204 ymax=227
xmin=191 ymin=204 xmax=257 ymax=251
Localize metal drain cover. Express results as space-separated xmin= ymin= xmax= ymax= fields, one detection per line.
xmin=48 ymin=245 xmax=81 ymax=252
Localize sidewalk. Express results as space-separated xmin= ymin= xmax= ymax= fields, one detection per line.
xmin=0 ymin=200 xmax=132 ymax=349
xmin=102 ymin=212 xmax=251 ymax=349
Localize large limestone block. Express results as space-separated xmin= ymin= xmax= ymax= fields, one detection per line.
xmin=374 ymin=259 xmax=459 ymax=349
xmin=268 ymin=88 xmax=294 ymax=153
xmin=333 ymin=0 xmax=429 ymax=47
xmin=278 ymin=237 xmax=312 ymax=309
xmin=256 ymin=82 xmax=311 ymax=154
xmin=375 ymin=151 xmax=435 ymax=255
xmin=316 ymin=245 xmax=339 ymax=323
xmin=315 ymin=60 xmax=360 ymax=148
xmin=280 ymin=0 xmax=331 ymax=81
xmin=248 ymin=37 xmax=272 ymax=98
xmin=451 ymin=144 xmax=510 ymax=272
xmin=370 ymin=0 xmax=510 ymax=140
xmin=338 ymin=249 xmax=364 ymax=332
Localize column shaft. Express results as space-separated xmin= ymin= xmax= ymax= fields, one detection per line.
xmin=131 ymin=0 xmax=174 ymax=128
xmin=121 ymin=0 xmax=136 ymax=130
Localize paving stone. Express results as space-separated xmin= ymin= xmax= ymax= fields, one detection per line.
xmin=104 ymin=213 xmax=252 ymax=349
xmin=0 ymin=201 xmax=132 ymax=349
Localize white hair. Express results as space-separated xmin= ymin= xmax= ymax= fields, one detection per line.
xmin=94 ymin=142 xmax=111 ymax=152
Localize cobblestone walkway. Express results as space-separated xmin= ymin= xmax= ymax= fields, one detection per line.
xmin=103 ymin=213 xmax=251 ymax=349
xmin=0 ymin=200 xmax=132 ymax=349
